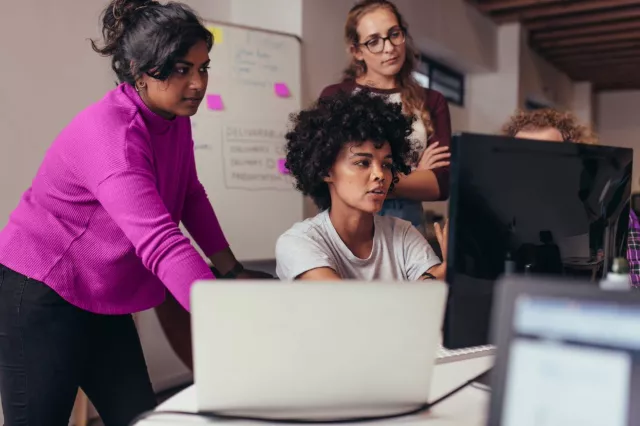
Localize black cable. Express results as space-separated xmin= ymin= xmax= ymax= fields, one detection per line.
xmin=128 ymin=368 xmax=491 ymax=425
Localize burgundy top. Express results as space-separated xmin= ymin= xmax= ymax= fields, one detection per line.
xmin=319 ymin=80 xmax=452 ymax=200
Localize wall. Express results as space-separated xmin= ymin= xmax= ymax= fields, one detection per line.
xmin=597 ymin=91 xmax=640 ymax=192
xmin=518 ymin=30 xmax=574 ymax=111
xmin=466 ymin=23 xmax=521 ymax=135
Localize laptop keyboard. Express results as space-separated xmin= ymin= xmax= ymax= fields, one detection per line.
xmin=435 ymin=344 xmax=495 ymax=364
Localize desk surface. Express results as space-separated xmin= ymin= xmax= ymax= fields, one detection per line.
xmin=135 ymin=355 xmax=493 ymax=426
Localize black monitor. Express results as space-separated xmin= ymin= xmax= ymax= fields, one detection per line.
xmin=444 ymin=133 xmax=633 ymax=349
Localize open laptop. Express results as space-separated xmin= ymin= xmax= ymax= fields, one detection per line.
xmin=488 ymin=276 xmax=640 ymax=426
xmin=190 ymin=280 xmax=448 ymax=415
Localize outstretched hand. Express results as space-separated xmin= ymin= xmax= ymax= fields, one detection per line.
xmin=434 ymin=219 xmax=448 ymax=264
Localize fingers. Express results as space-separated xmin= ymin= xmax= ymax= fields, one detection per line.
xmin=429 ymin=146 xmax=450 ymax=155
xmin=423 ymin=141 xmax=438 ymax=153
xmin=428 ymin=161 xmax=450 ymax=169
xmin=429 ymin=153 xmax=451 ymax=162
xmin=434 ymin=222 xmax=443 ymax=243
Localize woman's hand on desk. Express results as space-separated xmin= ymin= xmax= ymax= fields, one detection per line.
xmin=417 ymin=141 xmax=450 ymax=171
xmin=236 ymin=269 xmax=274 ymax=279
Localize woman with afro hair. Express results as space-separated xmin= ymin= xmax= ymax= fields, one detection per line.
xmin=276 ymin=89 xmax=447 ymax=281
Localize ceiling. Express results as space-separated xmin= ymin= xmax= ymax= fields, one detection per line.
xmin=468 ymin=0 xmax=640 ymax=91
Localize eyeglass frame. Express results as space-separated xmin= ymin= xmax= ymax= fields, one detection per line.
xmin=356 ymin=27 xmax=406 ymax=54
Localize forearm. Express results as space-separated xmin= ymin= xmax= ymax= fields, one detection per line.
xmin=391 ymin=170 xmax=441 ymax=201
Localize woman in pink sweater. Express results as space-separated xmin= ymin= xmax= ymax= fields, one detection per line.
xmin=0 ymin=0 xmax=266 ymax=424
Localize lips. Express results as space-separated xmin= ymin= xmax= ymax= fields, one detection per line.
xmin=184 ymin=97 xmax=203 ymax=103
xmin=368 ymin=187 xmax=386 ymax=195
xmin=383 ymin=57 xmax=399 ymax=64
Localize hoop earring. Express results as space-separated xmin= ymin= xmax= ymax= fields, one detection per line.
xmin=135 ymin=81 xmax=146 ymax=92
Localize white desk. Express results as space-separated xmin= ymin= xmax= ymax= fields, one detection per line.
xmin=135 ymin=356 xmax=493 ymax=426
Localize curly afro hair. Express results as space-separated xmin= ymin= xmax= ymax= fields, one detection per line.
xmin=502 ymin=108 xmax=598 ymax=145
xmin=285 ymin=89 xmax=416 ymax=211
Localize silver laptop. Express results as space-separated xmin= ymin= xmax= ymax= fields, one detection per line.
xmin=190 ymin=280 xmax=448 ymax=415
xmin=488 ymin=276 xmax=640 ymax=426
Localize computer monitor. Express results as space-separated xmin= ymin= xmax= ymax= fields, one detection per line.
xmin=444 ymin=133 xmax=632 ymax=349
xmin=488 ymin=276 xmax=640 ymax=426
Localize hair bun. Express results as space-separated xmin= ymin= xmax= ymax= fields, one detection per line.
xmin=112 ymin=0 xmax=156 ymax=22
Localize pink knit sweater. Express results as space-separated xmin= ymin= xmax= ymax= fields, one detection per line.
xmin=0 ymin=83 xmax=227 ymax=314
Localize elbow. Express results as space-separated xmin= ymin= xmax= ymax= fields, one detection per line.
xmin=433 ymin=169 xmax=450 ymax=201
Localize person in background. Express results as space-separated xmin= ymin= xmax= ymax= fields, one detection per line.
xmin=276 ymin=89 xmax=447 ymax=282
xmin=502 ymin=108 xmax=639 ymax=288
xmin=0 ymin=1 xmax=267 ymax=424
xmin=319 ymin=0 xmax=452 ymax=233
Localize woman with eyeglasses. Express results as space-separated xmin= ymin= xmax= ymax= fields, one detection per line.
xmin=319 ymin=0 xmax=452 ymax=234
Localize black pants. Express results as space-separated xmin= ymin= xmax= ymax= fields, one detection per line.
xmin=0 ymin=264 xmax=157 ymax=426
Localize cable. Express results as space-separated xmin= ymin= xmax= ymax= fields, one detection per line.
xmin=128 ymin=368 xmax=491 ymax=425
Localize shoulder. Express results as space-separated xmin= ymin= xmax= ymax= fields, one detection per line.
xmin=277 ymin=212 xmax=330 ymax=248
xmin=67 ymin=85 xmax=149 ymax=148
xmin=55 ymin=85 xmax=158 ymax=180
xmin=422 ymin=88 xmax=448 ymax=110
xmin=318 ymin=80 xmax=357 ymax=99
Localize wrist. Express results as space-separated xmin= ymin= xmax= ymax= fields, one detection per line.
xmin=211 ymin=261 xmax=245 ymax=279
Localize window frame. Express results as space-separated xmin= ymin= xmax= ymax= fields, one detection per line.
xmin=414 ymin=54 xmax=465 ymax=107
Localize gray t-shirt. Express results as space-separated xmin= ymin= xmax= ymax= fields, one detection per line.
xmin=276 ymin=210 xmax=441 ymax=281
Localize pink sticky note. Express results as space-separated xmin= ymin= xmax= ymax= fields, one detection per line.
xmin=277 ymin=158 xmax=289 ymax=174
xmin=206 ymin=94 xmax=224 ymax=110
xmin=274 ymin=83 xmax=291 ymax=98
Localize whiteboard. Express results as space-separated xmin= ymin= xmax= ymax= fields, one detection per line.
xmin=187 ymin=22 xmax=302 ymax=261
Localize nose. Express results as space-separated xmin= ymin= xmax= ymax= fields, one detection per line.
xmin=190 ymin=71 xmax=207 ymax=91
xmin=371 ymin=163 xmax=386 ymax=182
xmin=382 ymin=38 xmax=395 ymax=54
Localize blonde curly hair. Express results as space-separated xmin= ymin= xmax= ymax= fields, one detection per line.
xmin=502 ymin=108 xmax=598 ymax=145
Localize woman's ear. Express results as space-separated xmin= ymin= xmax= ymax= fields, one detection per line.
xmin=323 ymin=170 xmax=334 ymax=184
xmin=349 ymin=44 xmax=365 ymax=62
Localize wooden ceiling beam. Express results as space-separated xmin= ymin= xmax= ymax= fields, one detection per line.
xmin=544 ymin=43 xmax=640 ymax=59
xmin=559 ymin=56 xmax=640 ymax=68
xmin=490 ymin=0 xmax=640 ymax=23
xmin=563 ymin=68 xmax=640 ymax=81
xmin=526 ymin=6 xmax=640 ymax=30
xmin=541 ymin=39 xmax=640 ymax=55
xmin=477 ymin=0 xmax=562 ymax=13
xmin=532 ymin=19 xmax=640 ymax=41
xmin=535 ymin=29 xmax=640 ymax=48
xmin=596 ymin=82 xmax=640 ymax=91
xmin=549 ymin=48 xmax=640 ymax=64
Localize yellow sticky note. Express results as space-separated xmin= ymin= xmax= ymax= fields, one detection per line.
xmin=207 ymin=26 xmax=224 ymax=45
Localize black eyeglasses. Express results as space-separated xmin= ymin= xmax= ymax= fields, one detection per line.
xmin=359 ymin=29 xmax=406 ymax=54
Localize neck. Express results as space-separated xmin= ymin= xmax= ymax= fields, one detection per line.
xmin=138 ymin=90 xmax=176 ymax=120
xmin=328 ymin=203 xmax=375 ymax=255
xmin=356 ymin=72 xmax=397 ymax=90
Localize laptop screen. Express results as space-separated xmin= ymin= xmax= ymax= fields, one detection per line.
xmin=500 ymin=294 xmax=640 ymax=426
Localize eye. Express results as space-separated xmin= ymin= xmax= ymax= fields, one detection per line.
xmin=175 ymin=67 xmax=189 ymax=75
xmin=383 ymin=162 xmax=393 ymax=169
xmin=355 ymin=160 xmax=371 ymax=168
xmin=365 ymin=38 xmax=381 ymax=49
xmin=200 ymin=65 xmax=210 ymax=73
xmin=389 ymin=30 xmax=402 ymax=40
